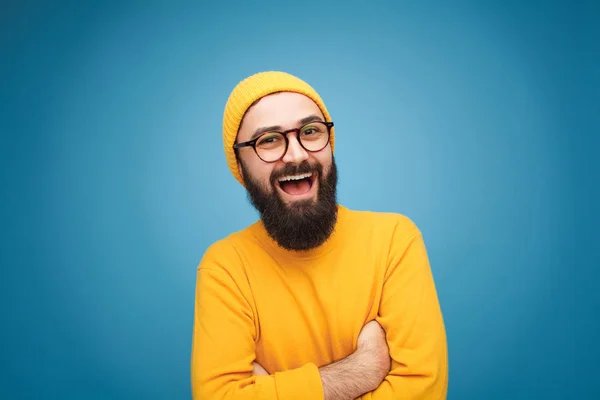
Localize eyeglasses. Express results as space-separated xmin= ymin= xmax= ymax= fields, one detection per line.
xmin=233 ymin=121 xmax=334 ymax=163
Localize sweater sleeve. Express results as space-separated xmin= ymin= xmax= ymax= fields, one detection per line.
xmin=190 ymin=242 xmax=325 ymax=400
xmin=359 ymin=224 xmax=448 ymax=399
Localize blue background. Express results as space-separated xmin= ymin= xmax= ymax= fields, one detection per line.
xmin=2 ymin=1 xmax=599 ymax=399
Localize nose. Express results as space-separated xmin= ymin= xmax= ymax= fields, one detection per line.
xmin=281 ymin=133 xmax=309 ymax=164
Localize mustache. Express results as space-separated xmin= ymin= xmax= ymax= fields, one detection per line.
xmin=270 ymin=161 xmax=322 ymax=185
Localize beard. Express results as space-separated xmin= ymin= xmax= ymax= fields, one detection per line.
xmin=240 ymin=157 xmax=339 ymax=252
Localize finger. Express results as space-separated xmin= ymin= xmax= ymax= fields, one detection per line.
xmin=252 ymin=362 xmax=269 ymax=376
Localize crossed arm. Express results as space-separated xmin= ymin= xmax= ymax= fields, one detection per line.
xmin=252 ymin=320 xmax=392 ymax=400
xmin=191 ymin=231 xmax=448 ymax=399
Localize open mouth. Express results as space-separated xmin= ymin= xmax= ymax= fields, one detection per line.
xmin=276 ymin=172 xmax=317 ymax=197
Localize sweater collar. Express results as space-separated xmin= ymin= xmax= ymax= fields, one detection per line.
xmin=250 ymin=204 xmax=347 ymax=261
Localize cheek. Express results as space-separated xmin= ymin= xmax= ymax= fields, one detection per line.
xmin=242 ymin=155 xmax=275 ymax=186
xmin=257 ymin=167 xmax=274 ymax=186
xmin=314 ymin=150 xmax=333 ymax=172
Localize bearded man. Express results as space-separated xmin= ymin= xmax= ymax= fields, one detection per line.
xmin=190 ymin=71 xmax=448 ymax=400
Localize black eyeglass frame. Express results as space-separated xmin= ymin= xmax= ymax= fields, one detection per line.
xmin=233 ymin=121 xmax=334 ymax=163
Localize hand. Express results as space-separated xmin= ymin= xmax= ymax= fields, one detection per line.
xmin=355 ymin=320 xmax=391 ymax=390
xmin=319 ymin=320 xmax=391 ymax=400
xmin=252 ymin=361 xmax=269 ymax=376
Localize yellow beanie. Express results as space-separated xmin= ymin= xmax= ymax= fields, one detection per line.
xmin=222 ymin=71 xmax=334 ymax=186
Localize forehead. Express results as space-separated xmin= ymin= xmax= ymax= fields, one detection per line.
xmin=238 ymin=92 xmax=324 ymax=140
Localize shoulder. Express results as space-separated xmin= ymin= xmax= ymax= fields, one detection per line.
xmin=340 ymin=205 xmax=421 ymax=238
xmin=197 ymin=222 xmax=259 ymax=272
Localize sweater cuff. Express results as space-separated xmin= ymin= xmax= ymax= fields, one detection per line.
xmin=274 ymin=362 xmax=324 ymax=399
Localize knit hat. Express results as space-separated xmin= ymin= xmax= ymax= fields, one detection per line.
xmin=222 ymin=71 xmax=334 ymax=186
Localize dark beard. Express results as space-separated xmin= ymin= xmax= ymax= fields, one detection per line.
xmin=241 ymin=158 xmax=339 ymax=251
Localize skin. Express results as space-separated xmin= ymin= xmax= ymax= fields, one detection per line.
xmin=237 ymin=92 xmax=391 ymax=398
xmin=253 ymin=320 xmax=391 ymax=400
xmin=236 ymin=92 xmax=334 ymax=205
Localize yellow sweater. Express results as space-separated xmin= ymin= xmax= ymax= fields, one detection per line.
xmin=191 ymin=205 xmax=448 ymax=399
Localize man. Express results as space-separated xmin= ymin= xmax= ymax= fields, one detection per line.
xmin=190 ymin=71 xmax=448 ymax=399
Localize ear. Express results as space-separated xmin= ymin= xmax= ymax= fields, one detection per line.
xmin=237 ymin=160 xmax=244 ymax=180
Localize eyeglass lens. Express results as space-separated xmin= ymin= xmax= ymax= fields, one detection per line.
xmin=255 ymin=122 xmax=330 ymax=162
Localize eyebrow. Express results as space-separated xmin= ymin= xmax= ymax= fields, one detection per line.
xmin=249 ymin=114 xmax=325 ymax=140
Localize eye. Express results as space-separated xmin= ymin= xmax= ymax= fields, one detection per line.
xmin=256 ymin=133 xmax=283 ymax=149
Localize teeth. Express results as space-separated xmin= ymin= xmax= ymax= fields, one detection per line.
xmin=278 ymin=172 xmax=312 ymax=182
